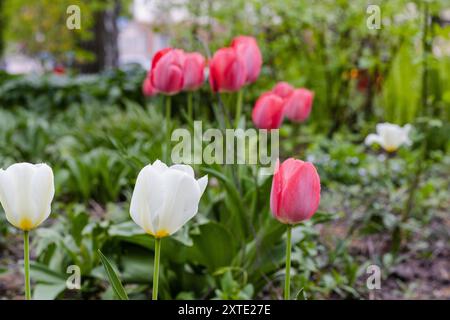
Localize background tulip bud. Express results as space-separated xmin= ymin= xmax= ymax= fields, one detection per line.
xmin=0 ymin=163 xmax=55 ymax=231
xmin=365 ymin=123 xmax=412 ymax=153
xmin=283 ymin=88 xmax=314 ymax=122
xmin=272 ymin=82 xmax=294 ymax=99
xmin=252 ymin=92 xmax=285 ymax=129
xmin=150 ymin=48 xmax=185 ymax=95
xmin=209 ymin=47 xmax=247 ymax=92
xmin=270 ymin=158 xmax=321 ymax=224
xmin=142 ymin=77 xmax=158 ymax=96
xmin=231 ymin=36 xmax=262 ymax=84
xmin=183 ymin=52 xmax=206 ymax=91
xmin=130 ymin=160 xmax=208 ymax=238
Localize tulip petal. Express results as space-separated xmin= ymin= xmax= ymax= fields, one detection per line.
xmin=0 ymin=169 xmax=19 ymax=228
xmin=209 ymin=47 xmax=247 ymax=92
xmin=403 ymin=124 xmax=413 ymax=146
xmin=272 ymin=82 xmax=294 ymax=99
xmin=270 ymin=159 xmax=282 ymax=219
xmin=151 ymin=49 xmax=185 ymax=94
xmin=130 ymin=165 xmax=165 ymax=235
xmin=364 ymin=133 xmax=382 ymax=146
xmin=231 ymin=36 xmax=262 ymax=84
xmin=197 ymin=175 xmax=208 ymax=196
xmin=6 ymin=163 xmax=36 ymax=228
xmin=157 ymin=170 xmax=201 ymax=235
xmin=283 ymin=162 xmax=321 ymax=222
xmin=280 ymin=158 xmax=304 ymax=182
xmin=170 ymin=164 xmax=194 ymax=177
xmin=152 ymin=159 xmax=168 ymax=172
xmin=183 ymin=52 xmax=205 ymax=90
xmin=252 ymin=92 xmax=284 ymax=129
xmin=283 ymin=89 xmax=314 ymax=122
xmin=31 ymin=164 xmax=54 ymax=228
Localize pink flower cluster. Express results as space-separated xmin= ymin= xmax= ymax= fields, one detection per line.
xmin=252 ymin=82 xmax=314 ymax=130
xmin=142 ymin=48 xmax=206 ymax=96
xmin=142 ymin=36 xmax=320 ymax=225
xmin=142 ymin=36 xmax=262 ymax=96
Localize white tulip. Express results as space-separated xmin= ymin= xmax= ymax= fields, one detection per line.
xmin=365 ymin=123 xmax=412 ymax=152
xmin=0 ymin=162 xmax=55 ymax=231
xmin=130 ymin=160 xmax=208 ymax=238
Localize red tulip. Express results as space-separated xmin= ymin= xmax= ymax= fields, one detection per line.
xmin=150 ymin=48 xmax=185 ymax=95
xmin=231 ymin=36 xmax=262 ymax=84
xmin=270 ymin=158 xmax=321 ymax=224
xmin=142 ymin=77 xmax=158 ymax=96
xmin=272 ymin=82 xmax=294 ymax=99
xmin=283 ymin=88 xmax=314 ymax=122
xmin=252 ymin=92 xmax=284 ymax=129
xmin=209 ymin=47 xmax=247 ymax=92
xmin=183 ymin=52 xmax=206 ymax=91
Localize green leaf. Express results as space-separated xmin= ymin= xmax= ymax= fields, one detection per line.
xmin=30 ymin=261 xmax=66 ymax=284
xmin=188 ymin=222 xmax=237 ymax=272
xmin=200 ymin=167 xmax=248 ymax=238
xmin=97 ymin=250 xmax=129 ymax=300
xmin=33 ymin=283 xmax=67 ymax=300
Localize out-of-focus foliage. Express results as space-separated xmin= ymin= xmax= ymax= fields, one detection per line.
xmin=2 ymin=0 xmax=133 ymax=63
xmin=159 ymin=0 xmax=450 ymax=130
xmin=0 ymin=64 xmax=146 ymax=111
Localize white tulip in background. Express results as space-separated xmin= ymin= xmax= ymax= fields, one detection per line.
xmin=365 ymin=123 xmax=412 ymax=152
xmin=130 ymin=160 xmax=208 ymax=238
xmin=0 ymin=162 xmax=55 ymax=230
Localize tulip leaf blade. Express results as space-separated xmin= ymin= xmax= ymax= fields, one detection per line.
xmin=98 ymin=249 xmax=129 ymax=300
xmin=188 ymin=222 xmax=237 ymax=273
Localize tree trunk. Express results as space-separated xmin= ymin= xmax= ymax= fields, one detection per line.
xmin=78 ymin=0 xmax=120 ymax=73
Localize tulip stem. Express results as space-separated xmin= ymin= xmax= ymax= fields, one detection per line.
xmin=152 ymin=238 xmax=161 ymax=300
xmin=284 ymin=225 xmax=292 ymax=300
xmin=234 ymin=90 xmax=243 ymax=128
xmin=24 ymin=230 xmax=31 ymax=300
xmin=165 ymin=96 xmax=172 ymax=163
xmin=187 ymin=92 xmax=193 ymax=122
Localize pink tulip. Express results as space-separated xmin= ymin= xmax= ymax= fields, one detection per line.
xmin=183 ymin=52 xmax=206 ymax=91
xmin=209 ymin=47 xmax=247 ymax=92
xmin=142 ymin=77 xmax=158 ymax=96
xmin=283 ymin=88 xmax=314 ymax=122
xmin=270 ymin=158 xmax=321 ymax=224
xmin=252 ymin=92 xmax=284 ymax=130
xmin=272 ymin=82 xmax=294 ymax=99
xmin=150 ymin=48 xmax=185 ymax=95
xmin=231 ymin=36 xmax=262 ymax=84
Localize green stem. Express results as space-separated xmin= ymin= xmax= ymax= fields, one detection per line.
xmin=403 ymin=143 xmax=426 ymax=222
xmin=385 ymin=154 xmax=391 ymax=180
xmin=284 ymin=225 xmax=292 ymax=300
xmin=217 ymin=93 xmax=232 ymax=129
xmin=164 ymin=96 xmax=172 ymax=163
xmin=187 ymin=92 xmax=193 ymax=122
xmin=24 ymin=230 xmax=31 ymax=300
xmin=152 ymin=238 xmax=161 ymax=300
xmin=234 ymin=90 xmax=243 ymax=128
